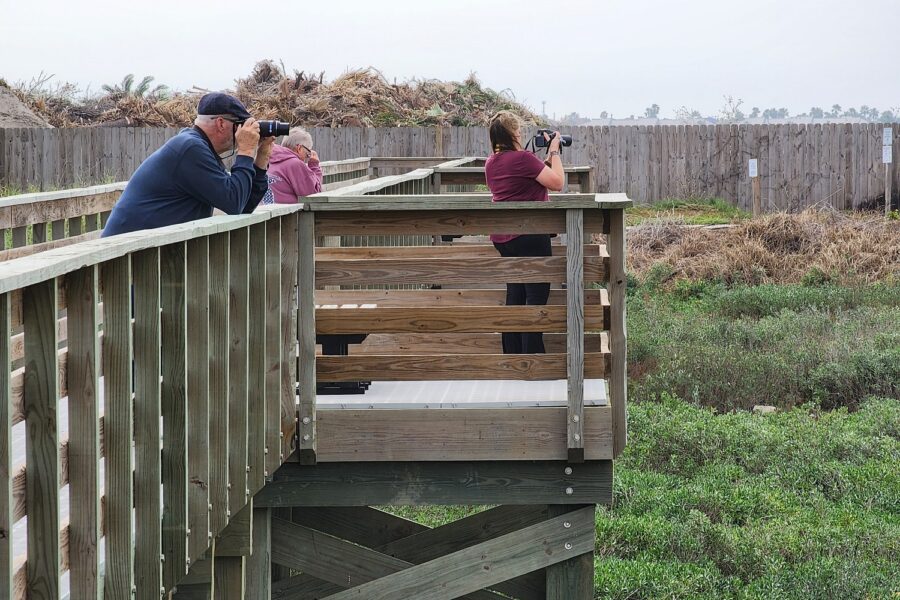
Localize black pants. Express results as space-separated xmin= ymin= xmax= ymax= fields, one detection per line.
xmin=492 ymin=234 xmax=552 ymax=354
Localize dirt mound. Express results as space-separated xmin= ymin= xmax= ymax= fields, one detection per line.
xmin=626 ymin=209 xmax=900 ymax=285
xmin=14 ymin=61 xmax=542 ymax=128
xmin=0 ymin=83 xmax=51 ymax=128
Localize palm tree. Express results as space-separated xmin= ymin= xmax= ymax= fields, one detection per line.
xmin=102 ymin=74 xmax=169 ymax=98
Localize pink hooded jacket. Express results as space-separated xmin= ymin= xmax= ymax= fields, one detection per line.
xmin=262 ymin=145 xmax=323 ymax=204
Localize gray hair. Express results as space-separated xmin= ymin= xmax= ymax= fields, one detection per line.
xmin=281 ymin=128 xmax=313 ymax=149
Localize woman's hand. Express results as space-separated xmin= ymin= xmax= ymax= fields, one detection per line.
xmin=548 ymin=131 xmax=562 ymax=153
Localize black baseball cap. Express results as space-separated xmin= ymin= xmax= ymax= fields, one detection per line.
xmin=197 ymin=92 xmax=252 ymax=121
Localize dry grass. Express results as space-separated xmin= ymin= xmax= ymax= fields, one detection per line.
xmin=625 ymin=208 xmax=900 ymax=285
xmin=13 ymin=60 xmax=542 ymax=128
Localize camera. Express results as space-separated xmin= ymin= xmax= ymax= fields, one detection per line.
xmin=258 ymin=120 xmax=290 ymax=138
xmin=534 ymin=129 xmax=572 ymax=148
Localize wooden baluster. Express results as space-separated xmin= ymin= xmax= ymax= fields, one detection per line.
xmin=162 ymin=242 xmax=189 ymax=590
xmin=24 ymin=278 xmax=60 ymax=597
xmin=133 ymin=248 xmax=163 ymax=598
xmin=102 ymin=256 xmax=134 ymax=597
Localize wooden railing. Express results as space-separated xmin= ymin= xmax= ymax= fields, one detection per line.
xmin=0 ymin=204 xmax=303 ymax=598
xmin=298 ymin=192 xmax=630 ymax=464
xmin=0 ymin=159 xmax=372 ymax=262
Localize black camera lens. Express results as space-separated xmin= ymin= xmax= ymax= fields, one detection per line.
xmin=258 ymin=120 xmax=290 ymax=138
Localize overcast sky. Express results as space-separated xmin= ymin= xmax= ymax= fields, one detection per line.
xmin=1 ymin=0 xmax=897 ymax=119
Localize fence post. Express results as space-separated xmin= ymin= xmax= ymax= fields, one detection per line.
xmin=565 ymin=209 xmax=585 ymax=463
xmin=606 ymin=208 xmax=628 ymax=458
xmin=297 ymin=211 xmax=317 ymax=464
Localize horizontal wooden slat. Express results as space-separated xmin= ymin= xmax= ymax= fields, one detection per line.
xmin=312 ymin=406 xmax=612 ymax=461
xmin=10 ymin=346 xmax=66 ymax=425
xmin=315 ymin=288 xmax=608 ymax=308
xmin=316 ymin=305 xmax=607 ymax=334
xmin=314 ymin=209 xmax=605 ymax=235
xmin=0 ymin=231 xmax=101 ymax=262
xmin=315 ymin=256 xmax=607 ymax=286
xmin=0 ymin=189 xmax=121 ymax=229
xmin=314 ymin=244 xmax=604 ymax=260
xmin=316 ymin=352 xmax=609 ymax=381
xmin=341 ymin=332 xmax=606 ymax=355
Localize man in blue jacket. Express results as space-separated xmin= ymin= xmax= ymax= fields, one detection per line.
xmin=102 ymin=92 xmax=274 ymax=237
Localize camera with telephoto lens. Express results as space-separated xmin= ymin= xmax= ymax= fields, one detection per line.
xmin=534 ymin=129 xmax=572 ymax=148
xmin=257 ymin=120 xmax=290 ymax=138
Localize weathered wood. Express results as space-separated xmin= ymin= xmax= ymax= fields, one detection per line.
xmin=546 ymin=505 xmax=594 ymax=599
xmin=314 ymin=287 xmax=607 ymax=308
xmin=319 ymin=506 xmax=596 ymax=600
xmin=314 ymin=209 xmax=606 ymax=236
xmin=279 ymin=214 xmax=299 ymax=462
xmin=343 ymin=331 xmax=605 ymax=355
xmin=606 ymin=209 xmax=628 ymax=458
xmin=314 ymin=243 xmax=603 ymax=259
xmin=269 ymin=518 xmax=506 ymax=600
xmin=65 ymin=266 xmax=102 ymax=599
xmin=315 ymin=255 xmax=607 ymax=286
xmin=186 ymin=237 xmax=211 ymax=564
xmin=132 ymin=248 xmax=163 ymax=599
xmin=162 ymin=242 xmax=189 ymax=589
xmin=297 ymin=212 xmax=316 ymax=464
xmin=0 ymin=230 xmax=101 ymax=262
xmin=228 ymin=228 xmax=250 ymax=513
xmin=207 ymin=234 xmax=230 ymax=534
xmin=101 ymin=256 xmax=134 ymax=598
xmin=264 ymin=219 xmax=282 ymax=477
xmin=244 ymin=507 xmax=271 ymax=600
xmin=215 ymin=500 xmax=253 ymax=557
xmin=566 ymin=209 xmax=585 ymax=463
xmin=316 ymin=352 xmax=608 ymax=382
xmin=213 ymin=556 xmax=244 ymax=600
xmin=247 ymin=223 xmax=267 ymax=493
xmin=0 ymin=293 xmax=11 ymax=599
xmin=316 ymin=304 xmax=607 ymax=335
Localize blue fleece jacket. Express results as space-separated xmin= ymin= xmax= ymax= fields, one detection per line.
xmin=101 ymin=127 xmax=268 ymax=237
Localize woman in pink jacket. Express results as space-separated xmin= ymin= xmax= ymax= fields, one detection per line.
xmin=262 ymin=127 xmax=323 ymax=203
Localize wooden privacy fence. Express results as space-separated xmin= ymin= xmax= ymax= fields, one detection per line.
xmin=0 ymin=204 xmax=303 ymax=598
xmin=3 ymin=124 xmax=900 ymax=210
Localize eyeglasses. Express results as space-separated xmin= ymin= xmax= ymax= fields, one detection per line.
xmin=299 ymin=145 xmax=312 ymax=154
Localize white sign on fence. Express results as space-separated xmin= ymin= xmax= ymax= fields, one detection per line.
xmin=748 ymin=159 xmax=758 ymax=178
xmin=883 ymin=145 xmax=893 ymax=164
xmin=883 ymin=127 xmax=893 ymax=146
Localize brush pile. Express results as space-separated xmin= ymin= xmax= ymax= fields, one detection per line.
xmin=10 ymin=60 xmax=542 ymax=128
xmin=626 ymin=209 xmax=900 ymax=285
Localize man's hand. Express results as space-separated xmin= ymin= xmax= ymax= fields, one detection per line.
xmin=235 ymin=117 xmax=260 ymax=157
xmin=255 ymin=136 xmax=275 ymax=169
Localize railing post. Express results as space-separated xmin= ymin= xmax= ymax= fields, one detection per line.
xmin=0 ymin=293 xmax=12 ymax=598
xmin=606 ymin=208 xmax=628 ymax=457
xmin=227 ymin=228 xmax=249 ymax=516
xmin=297 ymin=211 xmax=317 ymax=464
xmin=566 ymin=209 xmax=585 ymax=463
xmin=102 ymin=256 xmax=134 ymax=598
xmin=186 ymin=237 xmax=211 ymax=566
xmin=208 ymin=234 xmax=230 ymax=534
xmin=162 ymin=242 xmax=189 ymax=590
xmin=133 ymin=247 xmax=163 ymax=598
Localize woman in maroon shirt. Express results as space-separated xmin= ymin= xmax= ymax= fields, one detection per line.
xmin=485 ymin=111 xmax=565 ymax=354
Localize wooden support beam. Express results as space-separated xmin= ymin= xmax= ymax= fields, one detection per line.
xmin=314 ymin=287 xmax=607 ymax=308
xmin=317 ymin=506 xmax=596 ymax=600
xmin=247 ymin=223 xmax=267 ymax=494
xmin=343 ymin=332 xmax=605 ymax=355
xmin=264 ymin=219 xmax=282 ymax=477
xmin=606 ymin=208 xmax=628 ymax=458
xmin=132 ymin=248 xmax=163 ymax=598
xmin=546 ymin=505 xmax=595 ymax=599
xmin=213 ymin=557 xmax=244 ymax=600
xmin=279 ymin=214 xmax=299 ymax=463
xmin=244 ymin=507 xmax=271 ymax=600
xmin=162 ymin=242 xmax=189 ymax=589
xmin=215 ymin=500 xmax=253 ymax=557
xmin=566 ymin=209 xmax=585 ymax=463
xmin=257 ymin=460 xmax=612 ymax=506
xmin=314 ymin=243 xmax=603 ymax=260
xmin=102 ymin=256 xmax=134 ymax=598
